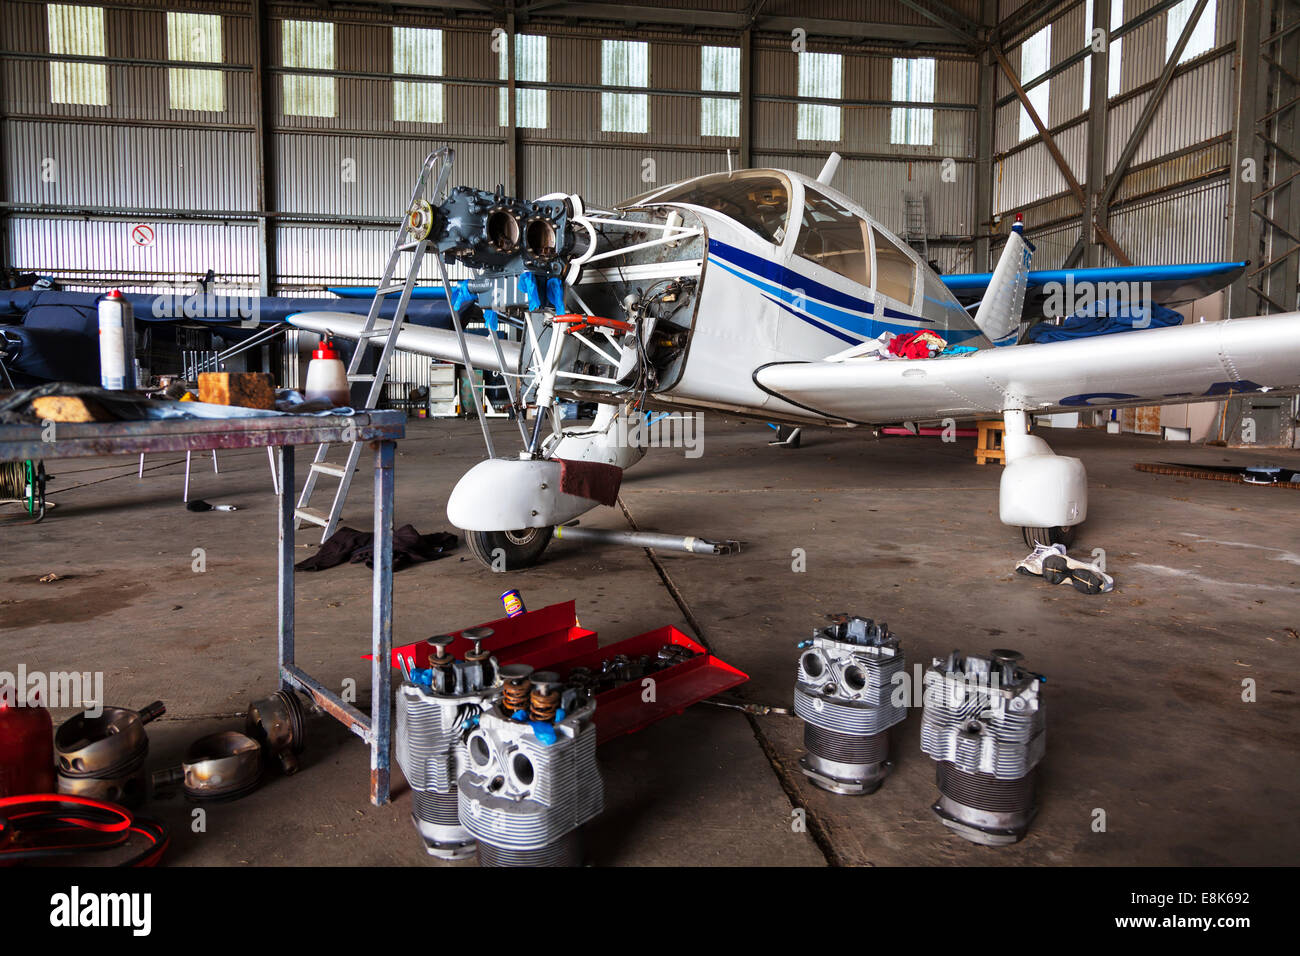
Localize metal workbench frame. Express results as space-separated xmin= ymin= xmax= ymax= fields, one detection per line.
xmin=0 ymin=410 xmax=406 ymax=805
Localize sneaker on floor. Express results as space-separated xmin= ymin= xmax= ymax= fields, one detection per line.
xmin=1016 ymin=543 xmax=1067 ymax=577
xmin=1042 ymin=553 xmax=1114 ymax=594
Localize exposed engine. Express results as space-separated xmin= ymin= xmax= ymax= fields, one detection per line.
xmin=457 ymin=667 xmax=603 ymax=866
xmin=793 ymin=614 xmax=907 ymax=795
xmin=920 ymin=649 xmax=1045 ymax=846
xmin=394 ymin=630 xmax=500 ymax=860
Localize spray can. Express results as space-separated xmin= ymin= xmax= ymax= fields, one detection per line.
xmin=500 ymin=589 xmax=526 ymax=619
xmin=97 ymin=290 xmax=136 ymax=390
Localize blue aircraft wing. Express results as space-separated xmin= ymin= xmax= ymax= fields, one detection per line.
xmin=942 ymin=261 xmax=1247 ymax=308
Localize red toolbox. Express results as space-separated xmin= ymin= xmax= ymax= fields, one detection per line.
xmin=387 ymin=602 xmax=748 ymax=746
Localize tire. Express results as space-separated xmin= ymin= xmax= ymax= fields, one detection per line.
xmin=1020 ymin=524 xmax=1077 ymax=549
xmin=466 ymin=527 xmax=554 ymax=571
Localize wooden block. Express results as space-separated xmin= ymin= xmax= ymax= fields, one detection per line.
xmin=198 ymin=372 xmax=275 ymax=409
xmin=30 ymin=395 xmax=115 ymax=423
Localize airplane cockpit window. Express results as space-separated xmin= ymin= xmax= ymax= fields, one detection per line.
xmin=794 ymin=191 xmax=871 ymax=288
xmin=624 ymin=172 xmax=791 ymax=244
xmin=871 ymin=226 xmax=917 ymax=307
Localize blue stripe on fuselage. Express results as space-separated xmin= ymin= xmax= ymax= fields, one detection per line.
xmin=707 ymin=238 xmax=985 ymax=344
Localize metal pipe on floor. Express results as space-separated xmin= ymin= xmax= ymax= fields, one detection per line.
xmin=554 ymin=524 xmax=739 ymax=555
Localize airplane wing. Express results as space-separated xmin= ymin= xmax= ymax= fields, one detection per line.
xmin=753 ymin=313 xmax=1300 ymax=425
xmin=289 ymin=310 xmax=520 ymax=373
xmin=941 ymin=261 xmax=1247 ymax=309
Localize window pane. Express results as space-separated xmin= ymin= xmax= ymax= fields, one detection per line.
xmin=796 ymin=191 xmax=871 ymax=287
xmin=499 ymin=34 xmax=548 ymax=128
xmin=1167 ymin=0 xmax=1215 ymax=63
xmin=797 ymin=52 xmax=842 ymax=141
xmin=872 ymin=227 xmax=916 ymax=305
xmin=890 ymin=57 xmax=934 ymax=146
xmin=283 ymin=20 xmax=335 ymax=117
xmin=167 ymin=12 xmax=223 ymax=111
xmin=1109 ymin=0 xmax=1124 ymax=96
xmin=48 ymin=4 xmax=107 ymax=105
xmin=601 ymin=40 xmax=649 ymax=132
xmin=634 ymin=172 xmax=790 ymax=244
xmin=700 ymin=46 xmax=739 ymax=137
xmin=1018 ymin=25 xmax=1051 ymax=141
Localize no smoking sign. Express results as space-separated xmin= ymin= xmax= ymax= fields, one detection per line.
xmin=130 ymin=223 xmax=155 ymax=248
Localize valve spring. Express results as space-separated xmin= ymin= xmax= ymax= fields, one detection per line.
xmin=502 ymin=677 xmax=531 ymax=714
xmin=529 ymin=687 xmax=560 ymax=722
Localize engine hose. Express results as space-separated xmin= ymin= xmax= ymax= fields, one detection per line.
xmin=0 ymin=793 xmax=170 ymax=866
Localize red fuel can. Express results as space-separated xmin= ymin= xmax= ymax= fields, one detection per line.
xmin=0 ymin=684 xmax=56 ymax=798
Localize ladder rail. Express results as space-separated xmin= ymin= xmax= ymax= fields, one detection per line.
xmin=294 ymin=147 xmax=457 ymax=540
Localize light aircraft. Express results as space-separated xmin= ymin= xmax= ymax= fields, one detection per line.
xmin=290 ymin=149 xmax=1300 ymax=569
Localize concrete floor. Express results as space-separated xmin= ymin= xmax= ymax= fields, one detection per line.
xmin=3 ymin=416 xmax=1298 ymax=866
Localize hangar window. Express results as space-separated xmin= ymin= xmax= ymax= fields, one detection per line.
xmin=498 ymin=33 xmax=547 ymax=128
xmin=632 ymin=171 xmax=790 ymax=245
xmin=601 ymin=40 xmax=649 ymax=133
xmin=47 ymin=3 xmax=107 ymax=106
xmin=393 ymin=27 xmax=443 ymax=124
xmin=700 ymin=45 xmax=740 ymax=138
xmin=1109 ymin=0 xmax=1124 ymax=97
xmin=795 ymin=191 xmax=871 ymax=288
xmin=1017 ymin=24 xmax=1051 ymax=141
xmin=1167 ymin=0 xmax=1216 ymax=63
xmin=167 ymin=12 xmax=224 ymax=113
xmin=282 ymin=20 xmax=335 ymax=118
xmin=1082 ymin=1 xmax=1093 ymax=111
xmin=890 ymin=57 xmax=934 ymax=146
xmin=872 ymin=227 xmax=917 ymax=307
xmin=797 ymin=52 xmax=842 ymax=141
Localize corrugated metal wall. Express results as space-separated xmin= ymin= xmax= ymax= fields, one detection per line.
xmin=0 ymin=0 xmax=1248 ymax=293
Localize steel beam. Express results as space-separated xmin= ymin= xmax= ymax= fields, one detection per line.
xmin=992 ymin=44 xmax=1131 ymax=264
xmin=506 ymin=7 xmax=518 ymax=196
xmin=973 ymin=0 xmax=996 ymax=271
xmin=1075 ymin=0 xmax=1112 ymax=268
xmin=1095 ymin=0 xmax=1210 ymax=215
xmin=739 ymin=27 xmax=753 ymax=169
xmin=252 ymin=0 xmax=277 ymax=296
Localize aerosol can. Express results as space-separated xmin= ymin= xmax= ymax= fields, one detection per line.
xmin=97 ymin=290 xmax=136 ymax=390
xmin=305 ymin=337 xmax=350 ymax=407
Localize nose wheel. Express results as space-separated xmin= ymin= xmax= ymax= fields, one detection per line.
xmin=1020 ymin=525 xmax=1077 ymax=549
xmin=466 ymin=527 xmax=555 ymax=571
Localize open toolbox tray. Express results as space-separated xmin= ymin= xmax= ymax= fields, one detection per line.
xmin=387 ymin=601 xmax=748 ymax=746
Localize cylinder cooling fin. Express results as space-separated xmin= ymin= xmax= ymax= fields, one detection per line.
xmin=920 ymin=649 xmax=1046 ymax=846
xmin=793 ymin=614 xmax=906 ymax=796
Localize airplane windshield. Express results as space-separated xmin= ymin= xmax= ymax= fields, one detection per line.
xmin=624 ymin=172 xmax=791 ymax=244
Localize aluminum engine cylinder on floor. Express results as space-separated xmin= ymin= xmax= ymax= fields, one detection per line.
xmin=920 ymin=649 xmax=1045 ymax=846
xmin=793 ymin=614 xmax=906 ymax=795
xmin=457 ymin=690 xmax=602 ymax=867
xmin=395 ymin=643 xmax=500 ymax=860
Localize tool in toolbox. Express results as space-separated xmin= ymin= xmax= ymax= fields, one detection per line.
xmin=380 ymin=599 xmax=748 ymax=745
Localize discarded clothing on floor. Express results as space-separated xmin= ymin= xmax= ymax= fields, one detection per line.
xmin=294 ymin=524 xmax=458 ymax=572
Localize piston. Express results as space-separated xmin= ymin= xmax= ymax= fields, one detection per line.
xmin=793 ymin=614 xmax=906 ymax=795
xmin=920 ymin=649 xmax=1045 ymax=846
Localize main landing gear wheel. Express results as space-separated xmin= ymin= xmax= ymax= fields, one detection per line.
xmin=466 ymin=527 xmax=554 ymax=571
xmin=1020 ymin=525 xmax=1078 ymax=549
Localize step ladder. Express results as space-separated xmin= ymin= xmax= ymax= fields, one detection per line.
xmin=293 ymin=148 xmax=457 ymax=540
xmin=903 ymin=194 xmax=929 ymax=259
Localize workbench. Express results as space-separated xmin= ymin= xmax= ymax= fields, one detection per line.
xmin=0 ymin=410 xmax=406 ymax=805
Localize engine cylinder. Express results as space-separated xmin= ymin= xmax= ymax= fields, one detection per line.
xmin=793 ymin=615 xmax=906 ymax=795
xmin=920 ymin=649 xmax=1045 ymax=846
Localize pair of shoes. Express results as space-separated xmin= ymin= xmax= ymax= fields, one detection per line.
xmin=1015 ymin=543 xmax=1066 ymax=577
xmin=1041 ymin=553 xmax=1114 ymax=594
